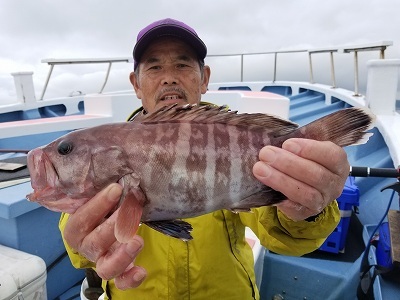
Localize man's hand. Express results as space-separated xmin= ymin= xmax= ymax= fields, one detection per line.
xmin=253 ymin=138 xmax=349 ymax=221
xmin=63 ymin=183 xmax=147 ymax=290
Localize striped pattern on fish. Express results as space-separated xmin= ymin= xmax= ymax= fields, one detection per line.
xmin=26 ymin=104 xmax=374 ymax=241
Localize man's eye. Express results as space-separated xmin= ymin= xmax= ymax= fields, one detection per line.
xmin=148 ymin=65 xmax=161 ymax=70
xmin=177 ymin=64 xmax=193 ymax=69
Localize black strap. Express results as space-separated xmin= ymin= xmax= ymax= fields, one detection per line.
xmin=84 ymin=269 xmax=104 ymax=300
xmin=357 ymin=263 xmax=393 ymax=299
xmin=357 ymin=264 xmax=375 ymax=300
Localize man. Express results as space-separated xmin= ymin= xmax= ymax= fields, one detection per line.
xmin=59 ymin=18 xmax=347 ymax=299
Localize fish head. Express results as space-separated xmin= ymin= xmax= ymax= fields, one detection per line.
xmin=26 ymin=129 xmax=133 ymax=213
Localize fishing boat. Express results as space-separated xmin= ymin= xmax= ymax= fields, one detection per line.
xmin=0 ymin=41 xmax=399 ymax=300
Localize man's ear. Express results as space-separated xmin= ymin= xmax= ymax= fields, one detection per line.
xmin=201 ymin=65 xmax=211 ymax=94
xmin=130 ymin=72 xmax=142 ymax=99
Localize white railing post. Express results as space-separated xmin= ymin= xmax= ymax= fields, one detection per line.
xmin=308 ymin=52 xmax=314 ymax=84
xmin=366 ymin=59 xmax=400 ymax=115
xmin=11 ymin=71 xmax=37 ymax=104
xmin=330 ymin=51 xmax=337 ymax=88
xmin=240 ymin=55 xmax=244 ymax=82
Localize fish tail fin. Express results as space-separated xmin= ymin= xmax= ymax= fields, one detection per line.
xmin=292 ymin=108 xmax=375 ymax=147
xmin=115 ymin=187 xmax=144 ymax=244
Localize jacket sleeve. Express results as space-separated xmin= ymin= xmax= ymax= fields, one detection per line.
xmin=59 ymin=212 xmax=96 ymax=269
xmin=240 ymin=200 xmax=340 ymax=256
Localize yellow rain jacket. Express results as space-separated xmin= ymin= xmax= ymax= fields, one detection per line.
xmin=59 ymin=203 xmax=339 ymax=300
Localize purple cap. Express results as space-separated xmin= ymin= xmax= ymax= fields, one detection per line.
xmin=133 ymin=18 xmax=207 ymax=69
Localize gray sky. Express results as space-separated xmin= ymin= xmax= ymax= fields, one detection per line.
xmin=1 ymin=0 xmax=399 ymax=102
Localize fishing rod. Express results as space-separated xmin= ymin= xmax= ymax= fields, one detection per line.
xmin=0 ymin=149 xmax=30 ymax=154
xmin=349 ymin=166 xmax=400 ymax=178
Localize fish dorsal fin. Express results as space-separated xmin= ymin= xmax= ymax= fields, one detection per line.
xmin=141 ymin=104 xmax=298 ymax=134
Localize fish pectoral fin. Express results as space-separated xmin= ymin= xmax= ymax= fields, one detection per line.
xmin=144 ymin=220 xmax=193 ymax=241
xmin=115 ymin=185 xmax=145 ymax=244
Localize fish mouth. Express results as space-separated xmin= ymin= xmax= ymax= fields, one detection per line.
xmin=26 ymin=148 xmax=85 ymax=213
xmin=27 ymin=148 xmax=58 ymax=191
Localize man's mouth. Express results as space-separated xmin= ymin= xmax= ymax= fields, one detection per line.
xmin=162 ymin=95 xmax=181 ymax=101
xmin=157 ymin=88 xmax=187 ymax=105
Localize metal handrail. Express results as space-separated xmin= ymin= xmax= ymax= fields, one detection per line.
xmin=40 ymin=57 xmax=132 ymax=100
xmin=39 ymin=41 xmax=393 ymax=99
xmin=207 ymin=41 xmax=393 ymax=95
xmin=208 ymin=49 xmax=309 ymax=82
xmin=340 ymin=42 xmax=392 ymax=96
xmin=307 ymin=49 xmax=339 ymax=87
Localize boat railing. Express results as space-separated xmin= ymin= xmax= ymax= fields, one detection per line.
xmin=11 ymin=41 xmax=394 ymax=105
xmin=39 ymin=57 xmax=133 ymax=100
xmin=207 ymin=41 xmax=393 ymax=96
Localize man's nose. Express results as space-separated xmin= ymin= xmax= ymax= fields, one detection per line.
xmin=161 ymin=68 xmax=180 ymax=85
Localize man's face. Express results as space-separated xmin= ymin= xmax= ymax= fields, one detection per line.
xmin=130 ymin=37 xmax=210 ymax=114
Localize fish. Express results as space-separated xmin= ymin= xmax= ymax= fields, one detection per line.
xmin=26 ymin=104 xmax=374 ymax=242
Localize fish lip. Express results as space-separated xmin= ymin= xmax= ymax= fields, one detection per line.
xmin=27 ymin=191 xmax=89 ymax=214
xmin=25 ymin=150 xmax=80 ymax=212
xmin=27 ymin=148 xmax=60 ymax=191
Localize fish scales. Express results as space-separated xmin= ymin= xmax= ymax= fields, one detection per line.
xmin=26 ymin=104 xmax=374 ymax=241
xmin=204 ymin=123 xmax=216 ymax=211
xmin=140 ymin=121 xmax=265 ymax=220
xmin=187 ymin=123 xmax=211 ymax=212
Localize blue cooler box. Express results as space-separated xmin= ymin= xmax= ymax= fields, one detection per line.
xmin=319 ymin=176 xmax=360 ymax=253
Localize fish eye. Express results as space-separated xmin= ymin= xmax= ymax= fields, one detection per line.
xmin=57 ymin=141 xmax=74 ymax=155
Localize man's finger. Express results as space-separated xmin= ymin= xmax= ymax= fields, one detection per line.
xmin=283 ymin=139 xmax=349 ymax=178
xmin=114 ymin=265 xmax=147 ymax=290
xmin=95 ymin=235 xmax=144 ymax=280
xmin=253 ymin=161 xmax=324 ymax=212
xmin=64 ymin=183 xmax=123 ymax=254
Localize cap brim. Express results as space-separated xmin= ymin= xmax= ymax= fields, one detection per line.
xmin=133 ymin=24 xmax=207 ymax=65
